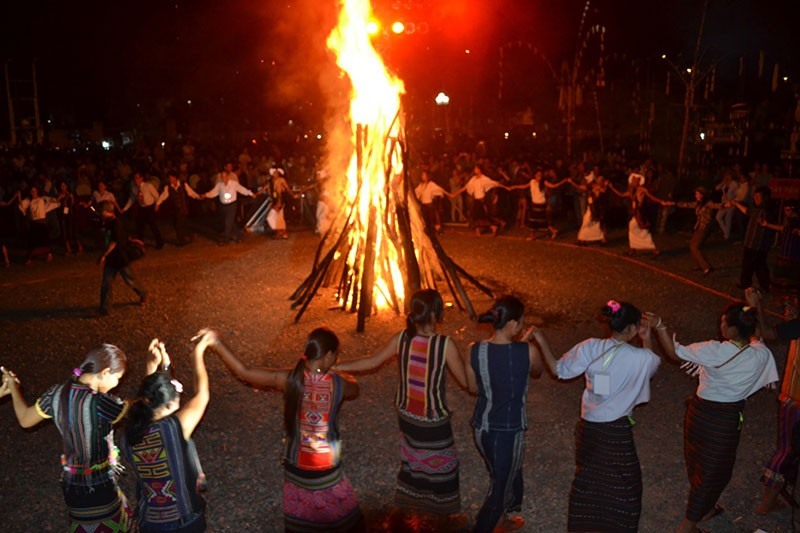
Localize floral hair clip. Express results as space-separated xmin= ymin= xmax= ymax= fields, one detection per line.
xmin=170 ymin=379 xmax=184 ymax=394
xmin=73 ymin=368 xmax=83 ymax=377
xmin=607 ymin=300 xmax=621 ymax=314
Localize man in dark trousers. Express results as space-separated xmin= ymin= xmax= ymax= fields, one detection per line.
xmin=156 ymin=171 xmax=201 ymax=245
xmin=122 ymin=172 xmax=164 ymax=249
xmin=97 ymin=201 xmax=147 ymax=316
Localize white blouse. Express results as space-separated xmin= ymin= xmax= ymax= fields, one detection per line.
xmin=675 ymin=338 xmax=778 ymax=403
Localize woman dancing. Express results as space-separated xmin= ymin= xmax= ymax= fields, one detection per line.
xmin=464 ymin=295 xmax=544 ymax=532
xmin=1 ymin=344 xmax=141 ymax=532
xmin=212 ymin=327 xmax=364 ymax=532
xmin=335 ymin=289 xmax=469 ymax=522
xmin=652 ymin=300 xmax=778 ymax=532
xmin=509 ymin=168 xmax=567 ymax=240
xmin=611 ymin=172 xmax=669 ymax=256
xmin=536 ymin=300 xmax=662 ymax=532
xmin=571 ymin=174 xmax=611 ymax=245
xmin=672 ymin=186 xmax=724 ymax=275
xmin=122 ymin=332 xmax=215 ymax=532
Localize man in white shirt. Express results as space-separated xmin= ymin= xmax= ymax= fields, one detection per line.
xmin=156 ymin=172 xmax=201 ymax=245
xmin=204 ymin=169 xmax=255 ymax=245
xmin=414 ymin=170 xmax=447 ymax=233
xmin=122 ymin=172 xmax=164 ymax=249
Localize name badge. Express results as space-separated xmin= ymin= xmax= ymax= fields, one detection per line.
xmin=593 ymin=373 xmax=611 ymax=396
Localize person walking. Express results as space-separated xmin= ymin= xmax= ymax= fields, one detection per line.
xmin=97 ymin=200 xmax=147 ymax=316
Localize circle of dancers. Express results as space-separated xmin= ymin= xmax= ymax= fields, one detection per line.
xmin=3 ymin=286 xmax=800 ymax=532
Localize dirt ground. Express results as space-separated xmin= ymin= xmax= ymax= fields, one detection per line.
xmin=0 ymin=219 xmax=796 ymax=532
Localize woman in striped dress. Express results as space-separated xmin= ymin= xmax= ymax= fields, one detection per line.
xmin=1 ymin=345 xmax=135 ymax=532
xmin=464 ymin=295 xmax=544 ymax=532
xmin=652 ymin=301 xmax=778 ymax=532
xmin=537 ymin=300 xmax=662 ymax=532
xmin=336 ymin=289 xmax=469 ymax=521
xmin=212 ymin=327 xmax=363 ymax=532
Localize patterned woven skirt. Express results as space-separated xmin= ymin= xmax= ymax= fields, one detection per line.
xmin=567 ymin=417 xmax=642 ymax=533
xmin=63 ymin=479 xmax=133 ymax=533
xmin=283 ymin=464 xmax=363 ymax=532
xmin=684 ymin=395 xmax=745 ymax=522
xmin=395 ymin=413 xmax=460 ymax=514
xmin=526 ymin=202 xmax=548 ymax=230
xmin=762 ymin=399 xmax=800 ymax=487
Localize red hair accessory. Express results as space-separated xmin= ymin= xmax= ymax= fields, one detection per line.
xmin=607 ymin=300 xmax=621 ymax=314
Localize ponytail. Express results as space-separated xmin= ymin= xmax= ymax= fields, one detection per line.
xmin=59 ymin=345 xmax=127 ymax=456
xmin=405 ymin=289 xmax=444 ymax=338
xmin=125 ymin=372 xmax=180 ymax=446
xmin=283 ymin=328 xmax=340 ymax=443
xmin=478 ymin=295 xmax=524 ymax=331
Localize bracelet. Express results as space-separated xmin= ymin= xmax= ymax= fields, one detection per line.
xmin=653 ymin=317 xmax=663 ymax=329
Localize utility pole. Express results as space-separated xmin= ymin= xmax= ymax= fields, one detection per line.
xmin=4 ymin=61 xmax=43 ymax=145
xmin=4 ymin=62 xmax=16 ymax=145
xmin=676 ymin=0 xmax=709 ymax=180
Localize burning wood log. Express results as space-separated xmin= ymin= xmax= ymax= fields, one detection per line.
xmin=291 ymin=0 xmax=491 ymax=331
xmin=291 ymin=115 xmax=491 ymax=331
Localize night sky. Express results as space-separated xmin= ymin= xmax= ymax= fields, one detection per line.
xmin=0 ymin=0 xmax=797 ymax=133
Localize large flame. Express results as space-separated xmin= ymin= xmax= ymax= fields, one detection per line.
xmin=326 ymin=0 xmax=407 ymax=309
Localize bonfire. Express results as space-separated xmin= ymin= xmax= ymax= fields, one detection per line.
xmin=291 ymin=0 xmax=490 ymax=331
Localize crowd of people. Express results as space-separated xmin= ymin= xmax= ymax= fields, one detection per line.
xmin=2 ymin=286 xmax=799 ymax=532
xmin=1 ymin=140 xmax=800 ymax=531
xmin=1 ymin=143 xmax=798 ymax=297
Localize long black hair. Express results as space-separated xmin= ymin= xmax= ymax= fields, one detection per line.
xmin=478 ymin=295 xmax=524 ymax=331
xmin=405 ymin=289 xmax=444 ymax=338
xmin=284 ymin=328 xmax=340 ymax=440
xmin=58 ymin=344 xmax=127 ymax=456
xmin=125 ymin=373 xmax=181 ymax=446
xmin=722 ymin=302 xmax=758 ymax=341
xmin=601 ymin=300 xmax=642 ymax=334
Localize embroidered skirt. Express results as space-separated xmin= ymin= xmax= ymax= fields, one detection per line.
xmin=283 ymin=464 xmax=363 ymax=532
xmin=395 ymin=413 xmax=460 ymax=514
xmin=63 ymin=479 xmax=133 ymax=533
xmin=684 ymin=395 xmax=745 ymax=522
xmin=567 ymin=417 xmax=642 ymax=533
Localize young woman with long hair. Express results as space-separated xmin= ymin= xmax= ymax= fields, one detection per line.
xmin=535 ymin=300 xmax=662 ymax=532
xmin=121 ymin=331 xmax=215 ymax=532
xmin=464 ymin=295 xmax=544 ymax=532
xmin=1 ymin=344 xmax=144 ymax=532
xmin=335 ymin=289 xmax=469 ymax=524
xmin=651 ymin=300 xmax=779 ymax=532
xmin=212 ymin=327 xmax=363 ymax=532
